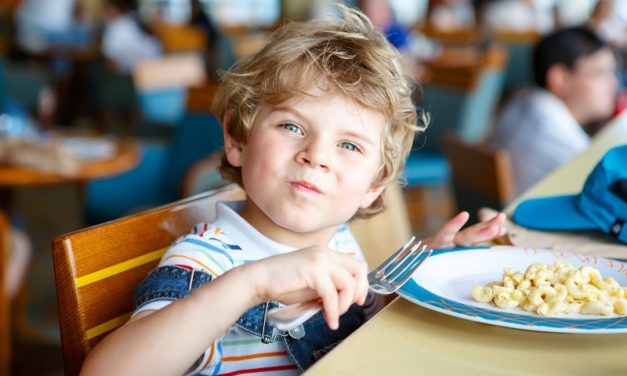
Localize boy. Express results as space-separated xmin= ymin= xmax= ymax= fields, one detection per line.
xmin=83 ymin=6 xmax=505 ymax=375
xmin=488 ymin=26 xmax=618 ymax=195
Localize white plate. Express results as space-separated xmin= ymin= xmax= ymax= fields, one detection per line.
xmin=397 ymin=246 xmax=627 ymax=334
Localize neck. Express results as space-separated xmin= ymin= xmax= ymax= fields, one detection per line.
xmin=239 ymin=199 xmax=338 ymax=249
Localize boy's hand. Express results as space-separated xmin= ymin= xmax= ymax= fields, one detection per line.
xmin=247 ymin=247 xmax=369 ymax=330
xmin=425 ymin=211 xmax=506 ymax=249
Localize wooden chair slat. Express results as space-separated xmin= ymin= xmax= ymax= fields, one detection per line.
xmin=53 ymin=185 xmax=245 ymax=376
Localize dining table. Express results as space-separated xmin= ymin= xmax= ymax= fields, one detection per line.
xmin=0 ymin=138 xmax=139 ymax=187
xmin=0 ymin=135 xmax=140 ymax=217
xmin=304 ymin=113 xmax=627 ymax=375
xmin=0 ymin=134 xmax=140 ymax=344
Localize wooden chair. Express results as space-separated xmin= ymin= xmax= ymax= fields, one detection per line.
xmin=442 ymin=132 xmax=515 ymax=223
xmin=53 ymin=185 xmax=245 ymax=376
xmin=153 ymin=23 xmax=208 ymax=53
xmin=0 ymin=210 xmax=10 ymax=376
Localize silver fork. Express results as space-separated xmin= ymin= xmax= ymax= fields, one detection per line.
xmin=267 ymin=236 xmax=432 ymax=331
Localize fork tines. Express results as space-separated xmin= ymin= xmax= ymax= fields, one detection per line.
xmin=375 ymin=236 xmax=431 ymax=283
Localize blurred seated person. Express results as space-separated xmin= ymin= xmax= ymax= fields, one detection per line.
xmin=189 ymin=0 xmax=224 ymax=80
xmin=14 ymin=0 xmax=75 ymax=54
xmin=190 ymin=0 xmax=218 ymax=48
xmin=427 ymin=0 xmax=475 ymax=32
xmin=589 ymin=0 xmax=627 ymax=49
xmin=482 ymin=0 xmax=554 ymax=33
xmin=357 ymin=0 xmax=429 ymax=79
xmin=487 ymin=26 xmax=618 ymax=195
xmin=357 ymin=0 xmax=411 ymax=51
xmin=101 ymin=0 xmax=162 ymax=74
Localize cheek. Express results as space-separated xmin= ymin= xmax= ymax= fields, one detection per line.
xmin=589 ymin=83 xmax=617 ymax=112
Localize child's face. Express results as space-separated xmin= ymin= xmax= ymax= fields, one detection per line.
xmin=224 ymin=87 xmax=386 ymax=244
xmin=562 ymin=48 xmax=618 ymax=123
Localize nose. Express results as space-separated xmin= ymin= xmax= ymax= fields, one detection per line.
xmin=297 ymin=139 xmax=330 ymax=170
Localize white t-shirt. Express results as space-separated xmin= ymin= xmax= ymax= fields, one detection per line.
xmin=101 ymin=13 xmax=162 ymax=74
xmin=488 ymin=87 xmax=590 ymax=195
xmin=15 ymin=0 xmax=75 ymax=52
xmin=134 ymin=201 xmax=370 ymax=375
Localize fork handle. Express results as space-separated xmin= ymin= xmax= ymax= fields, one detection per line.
xmin=266 ymin=300 xmax=322 ymax=331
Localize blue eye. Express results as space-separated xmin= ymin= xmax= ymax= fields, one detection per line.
xmin=339 ymin=142 xmax=360 ymax=152
xmin=282 ymin=123 xmax=302 ymax=134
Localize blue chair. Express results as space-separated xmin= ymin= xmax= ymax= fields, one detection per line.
xmin=85 ymin=112 xmax=224 ymax=224
xmin=494 ymin=30 xmax=541 ymax=93
xmin=137 ymin=87 xmax=187 ymax=125
xmin=3 ymin=63 xmax=50 ymax=111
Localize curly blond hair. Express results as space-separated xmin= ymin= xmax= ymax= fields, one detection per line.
xmin=213 ymin=6 xmax=425 ymax=218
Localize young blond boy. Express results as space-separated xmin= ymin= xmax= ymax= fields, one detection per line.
xmin=82 ymin=7 xmax=504 ymax=375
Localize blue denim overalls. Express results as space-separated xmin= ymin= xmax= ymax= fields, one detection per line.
xmin=134 ymin=266 xmax=367 ymax=372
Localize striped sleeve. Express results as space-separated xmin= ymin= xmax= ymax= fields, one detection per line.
xmin=160 ymin=224 xmax=236 ymax=277
xmin=135 ymin=224 xmax=238 ymax=375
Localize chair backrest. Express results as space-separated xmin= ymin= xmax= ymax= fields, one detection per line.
xmin=53 ymin=184 xmax=246 ymax=376
xmin=3 ymin=63 xmax=50 ymax=111
xmin=0 ymin=210 xmax=10 ymax=376
xmin=443 ymin=132 xmax=515 ymax=221
xmin=132 ymin=54 xmax=207 ymax=125
xmin=153 ymin=24 xmax=208 ymax=53
xmin=85 ymin=112 xmax=224 ymax=224
xmin=494 ymin=30 xmax=541 ymax=92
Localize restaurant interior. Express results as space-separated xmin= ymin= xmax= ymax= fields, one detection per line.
xmin=1 ymin=0 xmax=626 ymax=375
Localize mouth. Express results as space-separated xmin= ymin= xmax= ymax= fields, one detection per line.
xmin=290 ymin=180 xmax=322 ymax=194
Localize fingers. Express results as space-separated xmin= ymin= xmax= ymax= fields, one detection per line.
xmin=333 ymin=254 xmax=369 ymax=306
xmin=428 ymin=211 xmax=470 ymax=249
xmin=316 ymin=254 xmax=368 ymax=330
xmin=454 ymin=212 xmax=506 ymax=246
xmin=258 ymin=247 xmax=369 ymax=330
xmin=314 ymin=272 xmax=341 ymax=330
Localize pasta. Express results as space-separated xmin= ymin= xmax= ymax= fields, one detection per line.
xmin=472 ymin=262 xmax=627 ymax=316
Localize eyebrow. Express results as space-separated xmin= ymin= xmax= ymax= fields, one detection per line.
xmin=270 ymin=105 xmax=377 ymax=147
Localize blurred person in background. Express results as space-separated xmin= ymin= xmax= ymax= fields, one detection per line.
xmin=356 ymin=0 xmax=431 ymax=80
xmin=189 ymin=0 xmax=228 ymax=80
xmin=101 ymin=0 xmax=162 ymax=74
xmin=488 ymin=26 xmax=618 ymax=195
xmin=588 ymin=0 xmax=627 ymax=93
xmin=481 ymin=0 xmax=555 ymax=34
xmin=356 ymin=0 xmax=412 ymax=51
xmin=14 ymin=0 xmax=76 ymax=54
xmin=588 ymin=0 xmax=627 ymax=49
xmin=427 ymin=0 xmax=475 ymax=32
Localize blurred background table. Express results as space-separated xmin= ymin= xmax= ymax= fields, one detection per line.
xmin=0 ymin=136 xmax=139 ymax=349
xmin=0 ymin=138 xmax=139 ymax=187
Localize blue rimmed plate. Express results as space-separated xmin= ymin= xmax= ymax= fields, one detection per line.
xmin=397 ymin=246 xmax=627 ymax=334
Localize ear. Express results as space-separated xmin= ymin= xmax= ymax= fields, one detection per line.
xmin=222 ymin=112 xmax=245 ymax=167
xmin=545 ymin=64 xmax=571 ymax=97
xmin=359 ymin=183 xmax=386 ymax=209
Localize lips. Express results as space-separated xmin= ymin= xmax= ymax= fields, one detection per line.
xmin=290 ymin=180 xmax=322 ymax=194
